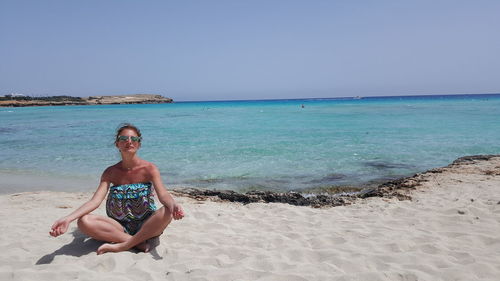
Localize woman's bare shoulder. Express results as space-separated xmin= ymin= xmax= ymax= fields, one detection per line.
xmin=142 ymin=160 xmax=158 ymax=171
xmin=102 ymin=162 xmax=122 ymax=178
xmin=138 ymin=160 xmax=158 ymax=176
xmin=105 ymin=162 xmax=122 ymax=172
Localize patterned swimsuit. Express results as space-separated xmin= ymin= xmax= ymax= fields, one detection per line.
xmin=106 ymin=182 xmax=157 ymax=235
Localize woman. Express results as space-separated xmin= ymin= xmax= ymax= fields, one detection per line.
xmin=50 ymin=123 xmax=184 ymax=255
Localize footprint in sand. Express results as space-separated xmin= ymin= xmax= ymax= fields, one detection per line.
xmin=85 ymin=256 xmax=116 ymax=272
xmin=449 ymin=251 xmax=476 ymax=265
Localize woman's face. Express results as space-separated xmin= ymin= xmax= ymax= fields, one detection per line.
xmin=115 ymin=128 xmax=141 ymax=153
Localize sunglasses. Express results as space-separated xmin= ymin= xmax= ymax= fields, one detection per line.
xmin=117 ymin=135 xmax=142 ymax=142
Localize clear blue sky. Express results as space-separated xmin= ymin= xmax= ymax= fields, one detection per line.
xmin=1 ymin=0 xmax=499 ymax=101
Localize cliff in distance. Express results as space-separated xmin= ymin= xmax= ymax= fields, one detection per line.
xmin=0 ymin=94 xmax=173 ymax=107
xmin=86 ymin=94 xmax=173 ymax=105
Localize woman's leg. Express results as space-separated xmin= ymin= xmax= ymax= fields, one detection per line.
xmin=97 ymin=206 xmax=172 ymax=255
xmin=77 ymin=214 xmax=130 ymax=243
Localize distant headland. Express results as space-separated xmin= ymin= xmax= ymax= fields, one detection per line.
xmin=0 ymin=94 xmax=173 ymax=107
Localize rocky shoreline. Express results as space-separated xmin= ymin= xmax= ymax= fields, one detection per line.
xmin=173 ymin=154 xmax=500 ymax=207
xmin=0 ymin=94 xmax=173 ymax=107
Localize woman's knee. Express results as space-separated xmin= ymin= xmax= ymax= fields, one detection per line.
xmin=162 ymin=207 xmax=174 ymax=222
xmin=77 ymin=214 xmax=93 ymax=230
xmin=153 ymin=207 xmax=173 ymax=226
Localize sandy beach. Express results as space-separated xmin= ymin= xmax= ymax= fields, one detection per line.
xmin=1 ymin=156 xmax=499 ymax=281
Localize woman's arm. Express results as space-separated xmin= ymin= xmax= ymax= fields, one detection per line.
xmin=149 ymin=164 xmax=184 ymax=220
xmin=49 ymin=177 xmax=110 ymax=237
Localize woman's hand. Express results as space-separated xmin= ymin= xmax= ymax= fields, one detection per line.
xmin=49 ymin=217 xmax=70 ymax=237
xmin=173 ymin=204 xmax=184 ymax=220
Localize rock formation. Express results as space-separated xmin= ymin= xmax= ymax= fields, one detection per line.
xmin=0 ymin=94 xmax=173 ymax=107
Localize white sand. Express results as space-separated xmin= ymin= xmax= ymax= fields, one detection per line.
xmin=1 ymin=157 xmax=499 ymax=281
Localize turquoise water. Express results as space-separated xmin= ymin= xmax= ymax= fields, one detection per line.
xmin=1 ymin=94 xmax=499 ymax=193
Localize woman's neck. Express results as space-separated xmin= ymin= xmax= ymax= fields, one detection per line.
xmin=120 ymin=153 xmax=140 ymax=170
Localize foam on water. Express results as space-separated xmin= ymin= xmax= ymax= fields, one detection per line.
xmin=1 ymin=94 xmax=499 ymax=193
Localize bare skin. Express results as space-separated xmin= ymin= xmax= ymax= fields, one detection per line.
xmin=50 ymin=128 xmax=184 ymax=254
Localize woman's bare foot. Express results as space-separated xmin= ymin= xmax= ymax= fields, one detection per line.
xmin=97 ymin=240 xmax=152 ymax=255
xmin=97 ymin=242 xmax=126 ymax=255
xmin=134 ymin=241 xmax=150 ymax=253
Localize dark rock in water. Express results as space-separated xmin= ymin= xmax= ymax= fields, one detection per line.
xmin=173 ymin=154 xmax=500 ymax=208
xmin=218 ymin=190 xmax=257 ymax=204
xmin=299 ymin=185 xmax=361 ymax=195
xmin=306 ymin=173 xmax=347 ymax=184
xmin=174 ymin=188 xmax=350 ymax=207
xmin=248 ymin=191 xmax=310 ymax=206
xmin=357 ymin=188 xmax=382 ymax=198
xmin=364 ymin=176 xmax=403 ymax=186
xmin=452 ymin=155 xmax=498 ymax=165
xmin=174 ymin=171 xmax=422 ymax=207
xmin=364 ymin=161 xmax=411 ymax=170
xmin=185 ymin=178 xmax=225 ymax=184
xmin=0 ymin=127 xmax=16 ymax=134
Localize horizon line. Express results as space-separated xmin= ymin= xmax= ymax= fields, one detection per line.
xmin=2 ymin=91 xmax=499 ymax=103
xmin=175 ymin=92 xmax=500 ymax=103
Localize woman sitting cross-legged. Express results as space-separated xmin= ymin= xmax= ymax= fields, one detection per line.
xmin=49 ymin=123 xmax=184 ymax=255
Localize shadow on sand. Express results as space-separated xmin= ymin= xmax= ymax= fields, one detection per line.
xmin=36 ymin=230 xmax=103 ymax=265
xmin=36 ymin=230 xmax=163 ymax=265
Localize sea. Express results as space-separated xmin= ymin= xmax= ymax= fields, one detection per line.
xmin=1 ymin=93 xmax=499 ymax=194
